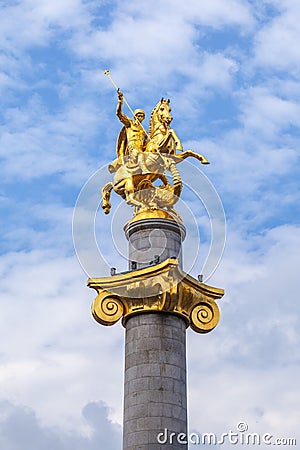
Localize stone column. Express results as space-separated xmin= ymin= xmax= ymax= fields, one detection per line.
xmin=123 ymin=313 xmax=187 ymax=450
xmin=124 ymin=217 xmax=186 ymax=270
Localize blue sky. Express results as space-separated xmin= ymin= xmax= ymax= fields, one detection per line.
xmin=0 ymin=0 xmax=300 ymax=448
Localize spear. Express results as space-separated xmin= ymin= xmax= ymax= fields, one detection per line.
xmin=104 ymin=70 xmax=150 ymax=138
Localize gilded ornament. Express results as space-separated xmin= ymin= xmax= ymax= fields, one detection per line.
xmin=88 ymin=258 xmax=224 ymax=334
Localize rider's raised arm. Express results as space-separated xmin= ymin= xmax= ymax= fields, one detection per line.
xmin=116 ymin=89 xmax=131 ymax=127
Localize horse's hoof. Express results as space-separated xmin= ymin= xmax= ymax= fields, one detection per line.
xmin=201 ymin=158 xmax=210 ymax=164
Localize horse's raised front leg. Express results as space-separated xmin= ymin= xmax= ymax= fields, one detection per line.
xmin=102 ymin=182 xmax=113 ymax=214
xmin=176 ymin=150 xmax=210 ymax=165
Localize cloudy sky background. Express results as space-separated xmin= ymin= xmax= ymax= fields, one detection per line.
xmin=1 ymin=0 xmax=300 ymax=448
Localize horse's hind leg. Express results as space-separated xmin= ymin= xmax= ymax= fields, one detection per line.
xmin=102 ymin=182 xmax=113 ymax=214
xmin=124 ymin=179 xmax=147 ymax=211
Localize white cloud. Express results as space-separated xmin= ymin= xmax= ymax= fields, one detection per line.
xmin=117 ymin=0 xmax=254 ymax=30
xmin=0 ymin=400 xmax=121 ymax=450
xmin=0 ymin=96 xmax=107 ymax=183
xmin=239 ymin=86 xmax=300 ymax=137
xmin=0 ymin=0 xmax=91 ymax=51
xmin=254 ymin=0 xmax=300 ymax=72
xmin=195 ymin=53 xmax=239 ymax=89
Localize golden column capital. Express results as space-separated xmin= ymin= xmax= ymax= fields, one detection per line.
xmin=88 ymin=259 xmax=224 ymax=334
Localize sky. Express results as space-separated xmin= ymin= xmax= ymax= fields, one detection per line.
xmin=0 ymin=0 xmax=300 ymax=448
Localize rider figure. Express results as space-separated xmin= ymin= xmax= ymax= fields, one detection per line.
xmin=116 ymin=89 xmax=149 ymax=172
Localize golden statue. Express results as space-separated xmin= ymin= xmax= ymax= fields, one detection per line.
xmin=101 ymin=85 xmax=209 ymax=216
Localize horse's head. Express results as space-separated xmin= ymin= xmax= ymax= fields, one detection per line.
xmin=150 ymin=98 xmax=173 ymax=135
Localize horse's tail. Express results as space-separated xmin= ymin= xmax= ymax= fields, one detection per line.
xmin=102 ymin=182 xmax=113 ymax=214
xmin=169 ymin=162 xmax=182 ymax=198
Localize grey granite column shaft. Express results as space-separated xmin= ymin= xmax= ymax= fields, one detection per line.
xmin=123 ymin=313 xmax=188 ymax=450
xmin=124 ymin=218 xmax=186 ymax=270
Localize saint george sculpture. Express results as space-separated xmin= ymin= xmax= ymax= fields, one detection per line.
xmin=101 ymin=89 xmax=209 ymax=217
